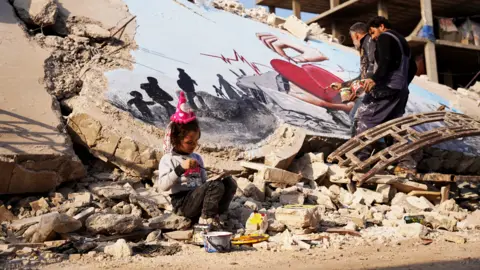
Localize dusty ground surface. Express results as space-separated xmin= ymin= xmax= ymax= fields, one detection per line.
xmin=41 ymin=239 xmax=480 ymax=270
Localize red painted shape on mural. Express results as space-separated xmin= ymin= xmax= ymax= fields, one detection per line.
xmin=201 ymin=50 xmax=263 ymax=75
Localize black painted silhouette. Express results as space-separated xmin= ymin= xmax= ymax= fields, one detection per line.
xmin=127 ymin=91 xmax=154 ymax=120
xmin=213 ymin=85 xmax=227 ymax=99
xmin=216 ymin=74 xmax=241 ymax=100
xmin=239 ymin=69 xmax=247 ymax=76
xmin=177 ymin=68 xmax=199 ymax=109
xmin=140 ymin=77 xmax=175 ymax=115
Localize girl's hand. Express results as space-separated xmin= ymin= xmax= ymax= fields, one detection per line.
xmin=182 ymin=159 xmax=198 ymax=170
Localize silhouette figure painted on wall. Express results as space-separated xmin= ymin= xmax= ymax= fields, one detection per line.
xmin=177 ymin=68 xmax=200 ymax=109
xmin=213 ymin=85 xmax=227 ymax=99
xmin=216 ymin=74 xmax=241 ymax=100
xmin=140 ymin=77 xmax=175 ymax=116
xmin=127 ymin=91 xmax=155 ymax=120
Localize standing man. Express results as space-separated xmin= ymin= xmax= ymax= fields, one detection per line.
xmin=331 ymin=22 xmax=376 ymax=136
xmin=356 ymin=16 xmax=418 ymax=177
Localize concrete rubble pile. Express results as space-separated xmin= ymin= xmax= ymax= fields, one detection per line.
xmin=2 ymin=124 xmax=480 ymax=267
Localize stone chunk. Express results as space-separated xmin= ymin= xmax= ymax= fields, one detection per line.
xmin=267 ymin=14 xmax=286 ymax=26
xmin=241 ymin=162 xmax=302 ymax=186
xmin=376 ymin=184 xmax=397 ymax=202
xmin=69 ymin=192 xmax=92 ymax=208
xmin=289 ymin=153 xmax=328 ymax=181
xmin=406 ymin=196 xmax=434 ymax=211
xmin=164 ymin=230 xmax=193 ymax=241
xmin=73 ymin=207 xmax=95 ymax=223
xmin=458 ymin=210 xmax=480 ymax=230
xmin=268 ymin=220 xmax=286 ymax=232
xmin=29 ymin=198 xmax=49 ymax=212
xmin=71 ymin=23 xmax=110 ymax=39
xmin=444 ymin=233 xmax=466 ymax=244
xmin=275 ymin=206 xmax=320 ymax=230
xmin=9 ymin=212 xmax=59 ymax=231
xmin=31 ymin=213 xmax=81 ymax=242
xmin=146 ymin=230 xmax=162 ymax=243
xmin=327 ymin=165 xmax=349 ymax=183
xmin=307 ymin=191 xmax=336 ymax=210
xmin=147 ymin=213 xmax=191 ymax=230
xmin=50 ymin=193 xmax=65 ymax=207
xmin=398 ymin=223 xmax=428 ymax=238
xmin=280 ymin=192 xmax=305 ymax=205
xmin=104 ymin=239 xmax=132 ymax=258
xmin=437 ymin=199 xmax=460 ymax=212
xmin=283 ymin=15 xmax=310 ymax=40
xmin=236 ymin=177 xmax=265 ymax=202
xmin=13 ymin=0 xmax=58 ymax=26
xmin=353 ymin=188 xmax=386 ymax=206
xmin=129 ymin=194 xmax=163 ymax=218
xmin=89 ymin=182 xmax=129 ymax=200
xmin=264 ymin=125 xmax=305 ymax=170
xmin=0 ymin=205 xmax=15 ymax=222
xmin=86 ymin=214 xmax=142 ymax=235
xmin=423 ymin=212 xmax=457 ymax=231
xmin=391 ymin=193 xmax=422 ymax=214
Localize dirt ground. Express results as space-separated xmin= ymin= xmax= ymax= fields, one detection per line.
xmin=41 ymin=239 xmax=480 ymax=270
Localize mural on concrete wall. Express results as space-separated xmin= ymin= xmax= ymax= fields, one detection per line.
xmin=105 ymin=0 xmax=472 ymax=149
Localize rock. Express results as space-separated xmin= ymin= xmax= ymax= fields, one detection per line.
xmin=71 ymin=23 xmax=110 ymax=39
xmin=50 ymin=193 xmax=65 ymax=207
xmin=406 ymin=196 xmax=434 ymax=211
xmin=308 ymin=191 xmax=336 ymax=210
xmin=376 ymin=184 xmax=397 ymax=202
xmin=373 ymin=212 xmax=384 ymax=222
xmin=53 ymin=214 xmax=82 ymax=233
xmin=275 ymin=206 xmax=320 ymax=230
xmin=327 ymin=165 xmax=348 ymax=183
xmin=438 ymin=199 xmax=460 ymax=212
xmin=444 ymin=233 xmax=466 ymax=244
xmin=338 ymin=188 xmax=354 ymax=206
xmin=43 ymin=36 xmax=63 ymax=48
xmin=235 ymin=177 xmax=265 ymax=202
xmin=146 ymin=230 xmax=162 ymax=243
xmin=385 ymin=205 xmax=405 ymax=220
xmin=328 ymin=185 xmax=341 ymax=197
xmin=69 ymin=254 xmax=82 ymax=261
xmin=289 ymin=153 xmax=328 ymax=182
xmin=148 ymin=213 xmax=191 ymax=230
xmin=89 ymin=182 xmax=130 ymax=200
xmin=86 ymin=214 xmax=142 ymax=235
xmin=0 ymin=205 xmax=15 ymax=222
xmin=383 ymin=219 xmax=403 ymax=227
xmin=391 ymin=193 xmax=422 ymax=214
xmin=31 ymin=213 xmax=66 ymax=242
xmin=268 ymin=219 xmax=286 ymax=232
xmin=319 ymin=186 xmax=336 ymax=200
xmin=267 ymin=14 xmax=286 ymax=26
xmin=104 ymin=239 xmax=132 ymax=258
xmin=9 ymin=212 xmax=58 ymax=231
xmin=459 ymin=210 xmax=480 ymax=230
xmin=264 ymin=125 xmax=305 ymax=170
xmin=164 ymin=230 xmax=193 ymax=241
xmin=29 ymin=198 xmax=49 ymax=212
xmin=371 ymin=205 xmax=391 ymax=214
xmin=270 ymin=229 xmax=294 ymax=250
xmin=69 ymin=192 xmax=92 ymax=207
xmin=73 ymin=207 xmax=95 ymax=223
xmin=129 ymin=194 xmax=163 ymax=218
xmin=137 ymin=189 xmax=172 ymax=210
xmin=283 ymin=15 xmax=310 ymax=40
xmin=13 ymin=0 xmax=58 ymax=26
xmin=398 ymin=223 xmax=428 ymax=238
xmin=280 ymin=192 xmax=305 ymax=205
xmin=344 ymin=221 xmax=357 ymax=231
xmin=424 ymin=212 xmax=457 ymax=231
xmin=241 ymin=162 xmax=302 ymax=186
xmin=353 ymin=188 xmax=386 ymax=206
xmin=244 ymin=199 xmax=262 ymax=211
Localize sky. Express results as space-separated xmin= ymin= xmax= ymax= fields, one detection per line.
xmin=238 ymin=0 xmax=318 ymax=21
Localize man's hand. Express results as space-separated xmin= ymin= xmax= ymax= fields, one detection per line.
xmin=182 ymin=159 xmax=198 ymax=170
xmin=330 ymin=82 xmax=342 ymax=90
xmin=363 ymin=79 xmax=376 ymax=93
xmin=256 ymin=33 xmax=329 ymax=63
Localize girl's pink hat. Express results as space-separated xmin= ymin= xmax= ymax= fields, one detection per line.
xmin=170 ymin=91 xmax=196 ymax=124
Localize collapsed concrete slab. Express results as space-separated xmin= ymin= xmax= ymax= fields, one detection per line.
xmin=0 ymin=1 xmax=85 ymax=194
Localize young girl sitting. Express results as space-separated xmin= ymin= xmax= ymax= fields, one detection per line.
xmin=157 ymin=91 xmax=237 ymax=228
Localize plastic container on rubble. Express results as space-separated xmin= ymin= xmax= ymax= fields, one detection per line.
xmin=245 ymin=212 xmax=268 ymax=235
xmin=204 ymin=231 xmax=232 ymax=253
xmin=192 ymin=224 xmax=210 ymax=246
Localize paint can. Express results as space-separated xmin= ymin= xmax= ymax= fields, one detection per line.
xmin=340 ymin=87 xmax=352 ymax=103
xmin=204 ymin=231 xmax=232 ymax=253
xmin=192 ymin=224 xmax=210 ymax=246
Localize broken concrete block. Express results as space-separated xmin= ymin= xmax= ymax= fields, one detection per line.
xmin=338 ymin=188 xmax=354 ymax=206
xmin=385 ymin=205 xmax=405 ymax=220
xmin=376 ymin=184 xmax=397 ymax=202
xmin=0 ymin=205 xmax=15 ymax=222
xmin=69 ymin=192 xmax=92 ymax=208
xmin=244 ymin=199 xmax=262 ymax=211
xmin=267 ymin=14 xmax=286 ymax=26
xmin=147 ymin=213 xmax=191 ymax=230
xmin=289 ymin=153 xmax=328 ymax=182
xmin=138 ymin=190 xmax=172 ymax=210
xmin=406 ymin=196 xmax=434 ymax=211
xmin=424 ymin=212 xmax=457 ymax=231
xmin=437 ymin=199 xmax=460 ymax=212
xmin=146 ymin=230 xmax=162 ymax=243
xmin=398 ymin=223 xmax=428 ymax=238
xmin=13 ymin=0 xmax=58 ymax=26
xmin=50 ymin=193 xmax=65 ymax=207
xmin=73 ymin=207 xmax=95 ymax=223
xmin=391 ymin=193 xmax=422 ymax=214
xmin=31 ymin=213 xmax=80 ymax=242
xmin=280 ymin=192 xmax=305 ymax=205
xmin=129 ymin=194 xmax=163 ymax=218
xmin=268 ymin=219 xmax=286 ymax=232
xmin=52 ymin=214 xmax=82 ymax=233
xmin=459 ymin=210 xmax=480 ymax=230
xmin=353 ymin=188 xmax=387 ymax=206
xmin=275 ymin=206 xmax=320 ymax=230
xmin=283 ymin=15 xmax=310 ymax=40
xmin=236 ymin=177 xmax=265 ymax=202
xmin=327 ymin=165 xmax=349 ymax=183
xmin=104 ymin=239 xmax=132 ymax=258
xmin=264 ymin=125 xmax=305 ymax=170
xmin=85 ymin=214 xmax=142 ymax=235
xmin=29 ymin=198 xmax=49 ymax=212
xmin=308 ymin=191 xmax=336 ymax=210
xmin=70 ymin=23 xmax=110 ymax=39
xmin=164 ymin=230 xmax=193 ymax=241
xmin=444 ymin=233 xmax=466 ymax=244
xmin=89 ymin=182 xmax=130 ymax=200
xmin=9 ymin=212 xmax=59 ymax=231
xmin=241 ymin=162 xmax=302 ymax=186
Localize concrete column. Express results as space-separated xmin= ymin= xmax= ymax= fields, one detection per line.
xmin=420 ymin=0 xmax=439 ymax=83
xmin=378 ymin=0 xmax=388 ymax=19
xmin=292 ymin=0 xmax=301 ymax=19
xmin=330 ymin=0 xmax=340 ymax=39
xmin=330 ymin=0 xmax=340 ymax=9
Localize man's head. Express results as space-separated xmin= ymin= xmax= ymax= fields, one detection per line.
xmin=367 ymin=16 xmax=391 ymax=40
xmin=349 ymin=22 xmax=368 ymax=50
